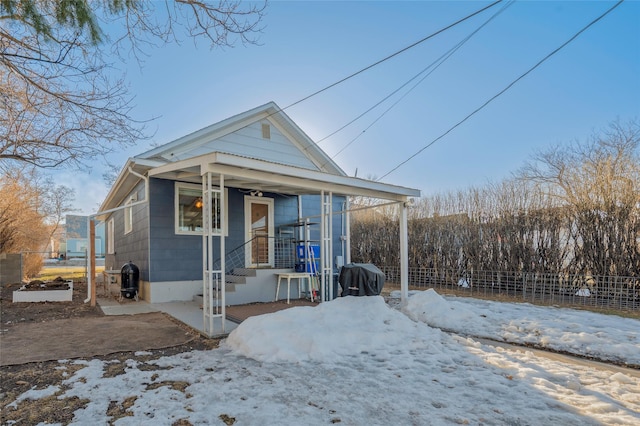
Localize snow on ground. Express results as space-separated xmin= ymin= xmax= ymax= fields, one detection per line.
xmin=8 ymin=292 xmax=640 ymax=425
xmin=395 ymin=289 xmax=640 ymax=366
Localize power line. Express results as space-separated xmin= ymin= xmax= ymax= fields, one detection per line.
xmin=324 ymin=0 xmax=515 ymax=161
xmin=182 ymin=1 xmax=504 ymax=167
xmin=378 ymin=0 xmax=625 ymax=181
xmin=281 ymin=0 xmax=504 ymax=112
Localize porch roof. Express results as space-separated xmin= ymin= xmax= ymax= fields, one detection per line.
xmin=101 ymin=152 xmax=420 ymax=213
xmin=149 ymin=152 xmax=420 ymax=200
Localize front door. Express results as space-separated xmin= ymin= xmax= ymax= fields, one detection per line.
xmin=244 ymin=196 xmax=274 ymax=267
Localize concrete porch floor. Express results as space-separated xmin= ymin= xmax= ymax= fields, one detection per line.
xmin=97 ymin=297 xmax=238 ymax=336
xmin=97 ymin=296 xmax=319 ymax=337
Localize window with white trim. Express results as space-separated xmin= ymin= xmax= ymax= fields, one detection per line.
xmin=261 ymin=123 xmax=271 ymax=139
xmin=175 ymin=182 xmax=228 ymax=235
xmin=107 ymin=218 xmax=115 ymax=254
xmin=124 ymin=197 xmax=133 ymax=234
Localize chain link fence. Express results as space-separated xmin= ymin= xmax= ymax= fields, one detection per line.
xmin=381 ymin=266 xmax=640 ymax=312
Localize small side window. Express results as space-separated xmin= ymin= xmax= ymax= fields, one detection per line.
xmin=261 ymin=123 xmax=271 ymax=140
xmin=124 ymin=198 xmax=133 ymax=234
xmin=107 ymin=218 xmax=115 ymax=254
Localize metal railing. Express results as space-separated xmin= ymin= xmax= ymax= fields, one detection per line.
xmin=381 ymin=266 xmax=640 ymax=312
xmin=213 ymin=236 xmax=298 ymax=275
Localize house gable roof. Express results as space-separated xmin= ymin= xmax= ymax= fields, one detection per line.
xmin=136 ymin=102 xmax=345 ymax=176
xmin=99 ymin=103 xmax=421 ymax=214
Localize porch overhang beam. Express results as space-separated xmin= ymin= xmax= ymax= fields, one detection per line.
xmin=147 ymin=152 xmax=420 ymax=201
xmin=202 ymin=163 xmax=414 ymax=202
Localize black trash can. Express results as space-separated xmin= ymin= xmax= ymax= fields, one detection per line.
xmin=120 ymin=261 xmax=139 ymax=300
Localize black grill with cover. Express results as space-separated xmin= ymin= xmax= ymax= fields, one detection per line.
xmin=338 ymin=263 xmax=385 ymax=296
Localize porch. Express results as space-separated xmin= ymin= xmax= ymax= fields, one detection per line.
xmin=149 ymin=153 xmax=417 ymax=337
xmin=97 ymin=295 xmax=318 ymax=337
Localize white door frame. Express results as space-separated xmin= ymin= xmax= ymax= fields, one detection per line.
xmin=244 ymin=195 xmax=275 ymax=267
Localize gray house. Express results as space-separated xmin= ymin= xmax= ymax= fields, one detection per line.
xmin=97 ymin=102 xmax=419 ymax=335
xmin=65 ymin=215 xmax=105 ymax=258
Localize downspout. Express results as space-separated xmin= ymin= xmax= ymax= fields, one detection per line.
xmin=84 ymin=167 xmax=149 ymax=304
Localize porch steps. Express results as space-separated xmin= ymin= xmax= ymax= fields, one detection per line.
xmin=200 ymin=268 xmax=295 ymax=306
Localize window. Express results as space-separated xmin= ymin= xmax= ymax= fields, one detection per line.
xmin=124 ymin=197 xmax=133 ymax=234
xmin=261 ymin=123 xmax=271 ymax=139
xmin=107 ymin=218 xmax=115 ymax=254
xmin=175 ymin=182 xmax=228 ymax=235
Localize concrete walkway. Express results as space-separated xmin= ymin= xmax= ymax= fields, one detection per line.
xmin=97 ymin=298 xmax=237 ymax=336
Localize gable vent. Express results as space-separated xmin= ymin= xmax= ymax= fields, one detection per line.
xmin=261 ymin=123 xmax=271 ymax=140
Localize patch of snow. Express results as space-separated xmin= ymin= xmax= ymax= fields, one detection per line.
xmin=7 ymin=291 xmax=640 ymax=425
xmin=7 ymin=385 xmax=59 ymax=409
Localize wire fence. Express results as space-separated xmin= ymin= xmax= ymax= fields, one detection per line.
xmin=381 ymin=266 xmax=640 ymax=312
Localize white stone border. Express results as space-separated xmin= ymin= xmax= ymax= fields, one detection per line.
xmin=13 ymin=280 xmax=74 ymax=303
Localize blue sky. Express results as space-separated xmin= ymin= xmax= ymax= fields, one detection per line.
xmin=63 ymin=0 xmax=639 ymax=214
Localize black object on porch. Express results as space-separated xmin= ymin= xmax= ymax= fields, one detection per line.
xmin=338 ymin=263 xmax=385 ymax=296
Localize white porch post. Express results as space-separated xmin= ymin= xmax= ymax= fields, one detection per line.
xmin=345 ymin=197 xmax=351 ymax=265
xmin=319 ymin=191 xmax=333 ymax=301
xmin=327 ymin=192 xmax=333 ymax=300
xmin=320 ymin=190 xmax=325 ymax=302
xmin=202 ymin=172 xmax=226 ymax=336
xmin=219 ymin=174 xmax=226 ymax=331
xmin=399 ymin=201 xmax=409 ymax=304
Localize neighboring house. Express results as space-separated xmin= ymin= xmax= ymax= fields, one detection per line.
xmin=97 ymin=102 xmax=419 ymax=335
xmin=65 ymin=215 xmax=105 ymax=258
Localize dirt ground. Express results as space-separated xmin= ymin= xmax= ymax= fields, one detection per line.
xmin=0 ymin=281 xmax=220 ymax=425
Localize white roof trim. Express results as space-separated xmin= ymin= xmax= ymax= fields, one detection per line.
xmin=135 ymin=102 xmax=345 ymax=176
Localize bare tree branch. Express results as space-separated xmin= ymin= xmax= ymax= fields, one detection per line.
xmin=0 ymin=0 xmax=266 ymax=170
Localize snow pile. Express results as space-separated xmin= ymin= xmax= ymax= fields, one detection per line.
xmin=224 ymin=295 xmax=442 ymax=363
xmin=393 ymin=289 xmax=640 ymax=365
xmin=403 ymin=288 xmax=491 ymax=332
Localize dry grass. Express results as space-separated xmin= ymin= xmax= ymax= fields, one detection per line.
xmin=0 ymin=362 xmax=89 ymax=425
xmin=36 ymin=265 xmax=105 ymax=281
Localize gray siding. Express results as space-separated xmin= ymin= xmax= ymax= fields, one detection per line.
xmin=105 ymin=178 xmax=347 ymax=283
xmin=148 ymin=178 xmax=246 ymax=282
xmin=174 ymin=122 xmax=318 ymax=170
xmin=104 ymin=182 xmax=150 ymax=281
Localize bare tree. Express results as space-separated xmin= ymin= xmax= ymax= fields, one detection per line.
xmin=0 ymin=166 xmax=76 ymax=276
xmin=0 ymin=169 xmax=51 ymax=277
xmin=519 ymin=120 xmax=640 ymax=276
xmin=0 ymin=0 xmax=266 ymax=170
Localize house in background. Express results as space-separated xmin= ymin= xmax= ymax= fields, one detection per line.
xmin=65 ymin=215 xmax=105 ymax=258
xmin=97 ymin=102 xmax=419 ymax=335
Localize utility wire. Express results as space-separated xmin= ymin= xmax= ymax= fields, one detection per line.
xmin=378 ymin=0 xmax=625 ymax=181
xmin=325 ymin=0 xmax=515 ymax=161
xmin=173 ymin=1 xmax=504 ymax=164
xmin=281 ymin=0 xmax=504 ymax=112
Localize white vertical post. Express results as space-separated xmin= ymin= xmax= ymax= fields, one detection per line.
xmin=86 ymin=217 xmax=93 ymax=304
xmin=328 ymin=192 xmax=333 ymax=300
xmin=203 ymin=171 xmax=225 ymax=336
xmin=319 ymin=190 xmax=325 ymax=302
xmin=399 ymin=201 xmax=409 ymax=304
xmin=202 ymin=172 xmax=213 ymax=335
xmin=219 ymin=174 xmax=226 ymax=333
xmin=345 ymin=197 xmax=351 ymax=265
xmin=201 ymin=174 xmax=207 ymax=333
